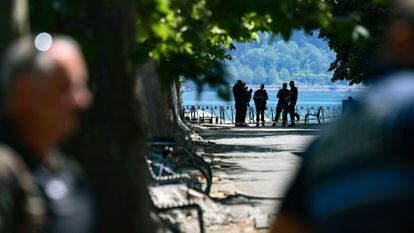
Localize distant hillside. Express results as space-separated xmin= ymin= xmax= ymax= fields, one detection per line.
xmin=225 ymin=31 xmax=340 ymax=86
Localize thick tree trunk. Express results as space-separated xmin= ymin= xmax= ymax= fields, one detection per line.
xmin=66 ymin=2 xmax=157 ymax=232
xmin=135 ymin=61 xmax=190 ymax=140
xmin=170 ymin=81 xmax=191 ymax=136
xmin=135 ymin=60 xmax=174 ymax=138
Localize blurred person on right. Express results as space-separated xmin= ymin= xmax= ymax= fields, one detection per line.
xmin=272 ymin=0 xmax=414 ymax=232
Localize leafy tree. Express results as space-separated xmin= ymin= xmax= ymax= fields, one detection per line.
xmin=132 ymin=0 xmax=388 ymax=89
xmin=279 ymin=68 xmax=291 ymax=82
xmin=320 ymin=0 xmax=391 ymax=84
xmin=238 ymin=65 xmax=255 ymax=83
xmin=254 ymin=65 xmax=267 ymax=84
xmin=268 ymin=67 xmax=280 ymax=83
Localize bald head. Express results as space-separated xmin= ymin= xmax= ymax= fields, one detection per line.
xmin=44 ymin=38 xmax=88 ymax=85
xmin=1 ymin=35 xmax=88 ymax=104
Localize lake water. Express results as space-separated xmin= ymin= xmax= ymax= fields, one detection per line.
xmin=183 ymin=88 xmax=363 ymax=107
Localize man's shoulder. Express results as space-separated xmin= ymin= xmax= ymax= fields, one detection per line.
xmin=352 ymin=70 xmax=414 ymax=122
xmin=0 ymin=144 xmax=27 ymax=180
xmin=0 ymin=143 xmax=49 ymax=231
xmin=48 ymin=150 xmax=84 ymax=175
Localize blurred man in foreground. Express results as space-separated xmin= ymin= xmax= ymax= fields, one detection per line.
xmin=272 ymin=0 xmax=414 ymax=232
xmin=0 ymin=34 xmax=93 ymax=232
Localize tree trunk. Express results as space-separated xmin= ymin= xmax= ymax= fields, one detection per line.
xmin=66 ymin=2 xmax=157 ymax=232
xmin=135 ymin=60 xmax=174 ymax=138
xmin=135 ymin=61 xmax=190 ymax=141
xmin=170 ymin=80 xmax=191 ymax=137
xmin=0 ymin=0 xmax=29 ymax=54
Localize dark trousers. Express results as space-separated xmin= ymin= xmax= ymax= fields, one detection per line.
xmin=289 ymin=101 xmax=297 ymax=124
xmin=241 ymin=104 xmax=248 ymax=123
xmin=275 ymin=104 xmax=288 ymax=126
xmin=235 ymin=103 xmax=246 ymax=124
xmin=256 ymin=106 xmax=265 ymax=123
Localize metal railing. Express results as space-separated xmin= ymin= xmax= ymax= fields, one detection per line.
xmin=182 ymin=105 xmax=342 ymax=125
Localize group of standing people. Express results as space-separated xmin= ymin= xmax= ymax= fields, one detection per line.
xmin=232 ymin=80 xmax=299 ymax=127
xmin=272 ymin=81 xmax=299 ymax=127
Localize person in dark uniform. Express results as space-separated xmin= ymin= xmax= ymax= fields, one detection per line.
xmin=241 ymin=85 xmax=253 ymax=126
xmin=288 ymin=81 xmax=299 ymax=127
xmin=232 ymin=80 xmax=244 ymax=126
xmin=0 ymin=35 xmax=94 ymax=233
xmin=272 ymin=83 xmax=290 ymax=127
xmin=253 ymin=84 xmax=268 ymax=126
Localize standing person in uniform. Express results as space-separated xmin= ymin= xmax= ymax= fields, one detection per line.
xmin=288 ymin=81 xmax=299 ymax=127
xmin=272 ymin=83 xmax=290 ymax=127
xmin=232 ymin=80 xmax=244 ymax=126
xmin=272 ymin=0 xmax=414 ymax=232
xmin=253 ymin=84 xmax=268 ymax=127
xmin=0 ymin=35 xmax=94 ymax=233
xmin=241 ymin=84 xmax=253 ymax=126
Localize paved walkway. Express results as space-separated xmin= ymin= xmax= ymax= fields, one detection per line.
xmin=198 ymin=125 xmax=321 ymax=230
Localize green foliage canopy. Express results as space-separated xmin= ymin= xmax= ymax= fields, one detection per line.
xmin=135 ymin=0 xmax=389 ymax=93
xmin=30 ymin=0 xmax=390 ymax=93
xmin=319 ymin=0 xmax=392 ymax=85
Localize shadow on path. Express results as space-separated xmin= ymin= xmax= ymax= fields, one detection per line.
xmin=205 ymin=144 xmax=280 ymax=154
xmin=200 ymin=128 xmax=320 ymax=140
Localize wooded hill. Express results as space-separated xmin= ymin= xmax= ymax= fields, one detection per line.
xmin=225 ymin=31 xmax=340 ymax=86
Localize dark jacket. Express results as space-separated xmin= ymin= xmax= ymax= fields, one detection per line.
xmin=0 ymin=120 xmax=94 ymax=233
xmin=232 ymin=83 xmax=245 ymax=104
xmin=253 ymin=89 xmax=268 ymax=107
xmin=289 ymin=86 xmax=298 ymax=102
xmin=277 ymin=88 xmax=290 ymax=106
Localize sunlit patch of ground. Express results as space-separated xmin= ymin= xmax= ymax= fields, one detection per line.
xmin=197 ymin=125 xmax=322 ymax=232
